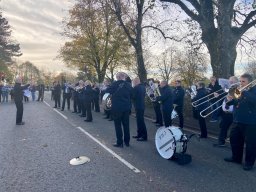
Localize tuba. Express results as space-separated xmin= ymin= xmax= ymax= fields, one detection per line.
xmin=102 ymin=93 xmax=112 ymax=110
xmin=145 ymin=80 xmax=161 ymax=102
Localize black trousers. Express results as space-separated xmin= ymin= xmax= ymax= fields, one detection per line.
xmin=230 ymin=123 xmax=256 ymax=166
xmin=73 ymin=96 xmax=78 ymax=112
xmin=84 ymin=102 xmax=92 ymax=121
xmin=15 ymin=101 xmax=23 ymax=124
xmin=54 ymin=95 xmax=61 ymax=108
xmin=37 ymin=91 xmax=44 ymax=101
xmin=153 ymin=102 xmax=163 ymax=125
xmin=112 ymin=111 xmax=130 ymax=145
xmin=163 ymin=110 xmax=172 ymax=127
xmin=175 ymin=105 xmax=184 ymax=128
xmin=197 ymin=111 xmax=207 ymax=137
xmin=93 ymin=98 xmax=100 ymax=112
xmin=135 ymin=109 xmax=147 ymax=139
xmin=62 ymin=94 xmax=71 ymax=110
xmin=218 ymin=112 xmax=233 ymax=144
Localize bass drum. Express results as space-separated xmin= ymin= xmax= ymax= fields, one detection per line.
xmin=102 ymin=93 xmax=112 ymax=111
xmin=155 ymin=126 xmax=187 ymax=159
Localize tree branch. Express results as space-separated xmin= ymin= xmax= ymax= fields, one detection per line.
xmin=142 ymin=25 xmax=186 ymax=42
xmin=160 ymin=0 xmax=200 ymax=22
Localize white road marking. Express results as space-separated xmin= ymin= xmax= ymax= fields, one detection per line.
xmin=53 ymin=108 xmax=68 ymax=119
xmin=43 ymin=101 xmax=51 ymax=107
xmin=44 ymin=100 xmax=68 ymax=119
xmin=77 ymin=126 xmax=141 ymax=173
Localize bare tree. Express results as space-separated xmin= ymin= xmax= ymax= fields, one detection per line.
xmin=111 ymin=0 xmax=157 ymax=82
xmin=244 ymin=61 xmax=256 ymax=78
xmin=161 ymin=0 xmax=256 ymax=78
xmin=156 ymin=47 xmax=176 ymax=83
xmin=175 ymin=49 xmax=208 ymax=86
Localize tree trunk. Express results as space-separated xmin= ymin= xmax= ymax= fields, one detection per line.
xmin=135 ymin=45 xmax=147 ymax=83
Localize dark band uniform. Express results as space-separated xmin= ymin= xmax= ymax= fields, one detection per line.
xmin=156 ymin=85 xmax=173 ymax=127
xmin=226 ymin=86 xmax=256 ymax=167
xmin=13 ymin=83 xmax=30 ymax=124
xmin=61 ymin=84 xmax=72 ymax=110
xmin=106 ymin=80 xmax=132 ymax=146
xmin=132 ymin=83 xmax=147 ymax=140
xmin=173 ymin=85 xmax=185 ymax=128
xmin=192 ymin=87 xmax=208 ymax=138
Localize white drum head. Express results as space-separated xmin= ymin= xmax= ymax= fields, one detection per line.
xmin=155 ymin=127 xmax=176 ymax=159
xmin=102 ymin=93 xmax=110 ymax=101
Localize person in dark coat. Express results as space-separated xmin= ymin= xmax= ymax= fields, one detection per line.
xmin=61 ymin=82 xmax=72 ymax=111
xmin=155 ymin=80 xmax=173 ymax=127
xmin=53 ymin=81 xmax=61 ymax=108
xmin=92 ymin=83 xmax=100 ymax=112
xmin=132 ymin=77 xmax=147 ymax=141
xmin=83 ymin=80 xmax=94 ymax=122
xmin=213 ymin=76 xmax=239 ymax=147
xmin=207 ymin=76 xmax=222 ymax=122
xmin=173 ymin=80 xmax=185 ymax=129
xmin=192 ymin=82 xmax=209 ymax=138
xmin=37 ymin=83 xmax=45 ymax=101
xmin=78 ymin=80 xmax=86 ymax=117
xmin=106 ymin=72 xmax=133 ymax=148
xmin=13 ymin=77 xmax=30 ymax=125
xmin=224 ymin=73 xmax=256 ymax=171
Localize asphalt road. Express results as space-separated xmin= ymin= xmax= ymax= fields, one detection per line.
xmin=0 ymin=92 xmax=255 ymax=192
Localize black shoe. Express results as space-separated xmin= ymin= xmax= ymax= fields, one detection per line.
xmin=224 ymin=157 xmax=242 ymax=164
xmin=61 ymin=109 xmax=64 ymax=111
xmin=132 ymin=135 xmax=140 ymax=139
xmin=84 ymin=119 xmax=92 ymax=122
xmin=125 ymin=143 xmax=129 ymax=147
xmin=113 ymin=143 xmax=123 ymax=148
xmin=199 ymin=135 xmax=207 ymax=138
xmin=16 ymin=122 xmax=25 ymax=125
xmin=213 ymin=143 xmax=226 ymax=147
xmin=80 ymin=115 xmax=86 ymax=117
xmin=153 ymin=121 xmax=159 ymax=124
xmin=243 ymin=164 xmax=253 ymax=171
xmin=103 ymin=117 xmax=109 ymax=119
xmin=137 ymin=137 xmax=147 ymax=141
xmin=72 ymin=111 xmax=77 ymax=113
xmin=53 ymin=106 xmax=57 ymax=108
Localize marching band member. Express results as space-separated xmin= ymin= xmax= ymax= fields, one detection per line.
xmin=152 ymin=80 xmax=163 ymax=126
xmin=13 ymin=76 xmax=30 ymax=125
xmin=37 ymin=83 xmax=45 ymax=102
xmin=173 ymin=80 xmax=185 ymax=129
xmin=102 ymin=79 xmax=112 ymax=121
xmin=132 ymin=77 xmax=147 ymax=141
xmin=71 ymin=82 xmax=79 ymax=113
xmin=213 ymin=76 xmax=239 ymax=147
xmin=155 ymin=80 xmax=173 ymax=127
xmin=53 ymin=81 xmax=61 ymax=108
xmin=224 ymin=73 xmax=256 ymax=171
xmin=106 ymin=72 xmax=133 ymax=148
xmin=92 ymin=83 xmax=100 ymax=112
xmin=83 ymin=80 xmax=94 ymax=122
xmin=78 ymin=80 xmax=86 ymax=117
xmin=61 ymin=82 xmax=72 ymax=111
xmin=207 ymin=76 xmax=222 ymax=122
xmin=192 ymin=82 xmax=208 ymax=138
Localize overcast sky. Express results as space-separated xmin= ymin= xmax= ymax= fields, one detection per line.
xmin=1 ymin=0 xmax=75 ymax=74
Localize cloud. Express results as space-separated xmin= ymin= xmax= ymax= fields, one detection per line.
xmin=1 ymin=0 xmax=74 ymax=73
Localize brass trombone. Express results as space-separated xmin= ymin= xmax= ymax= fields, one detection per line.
xmin=191 ymin=88 xmax=226 ymax=107
xmin=200 ymin=79 xmax=256 ymax=118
